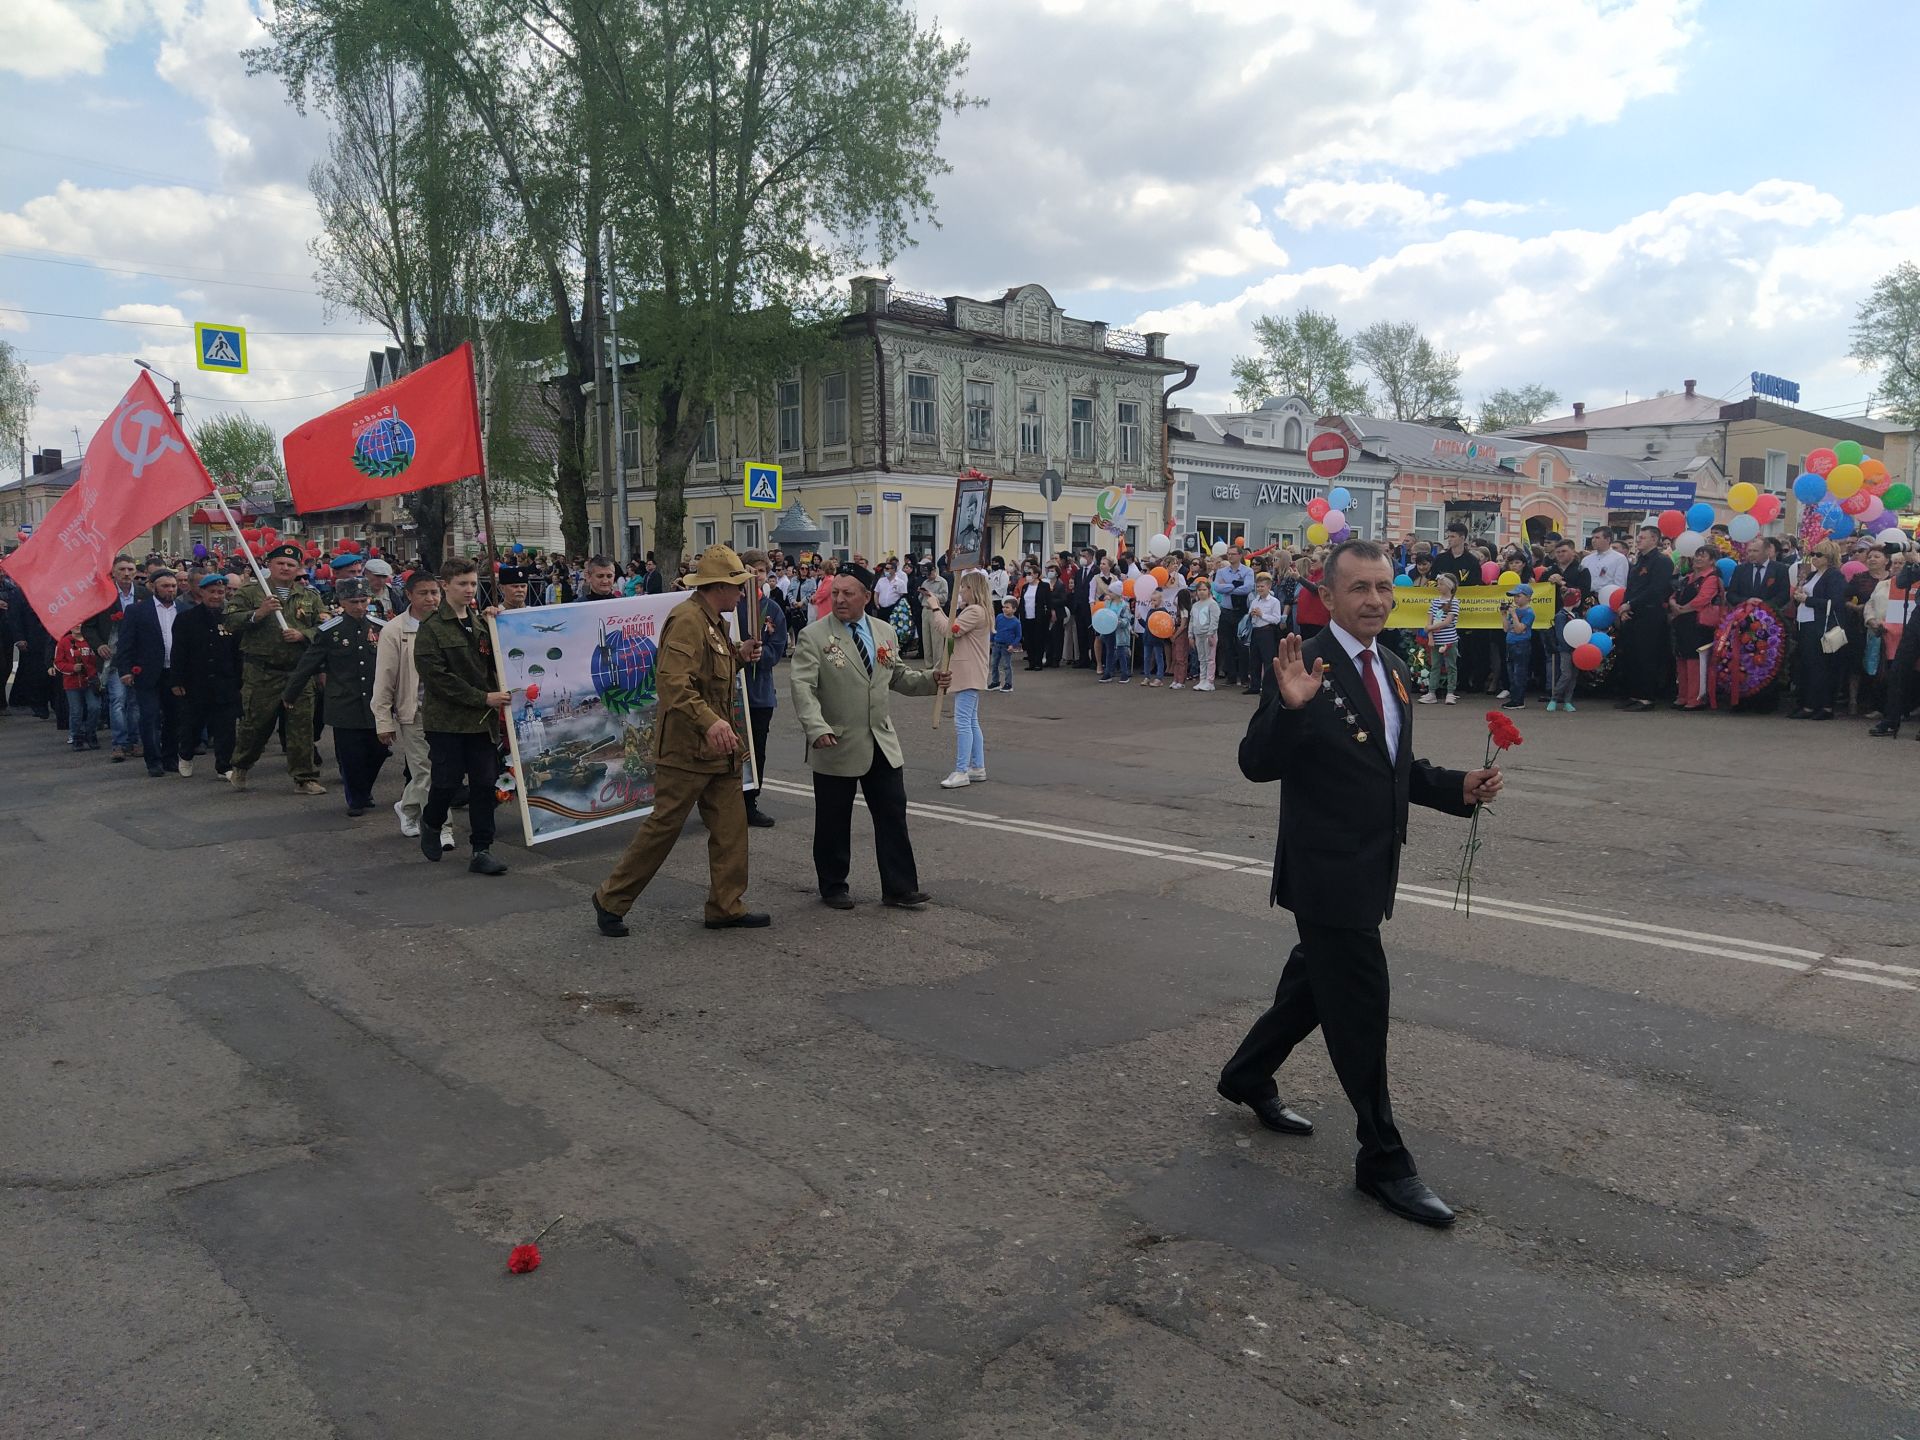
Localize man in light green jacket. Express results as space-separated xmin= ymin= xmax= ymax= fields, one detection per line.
xmin=789 ymin=563 xmax=948 ymax=911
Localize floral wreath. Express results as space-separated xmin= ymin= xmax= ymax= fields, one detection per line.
xmin=1709 ymin=599 xmax=1786 ymax=706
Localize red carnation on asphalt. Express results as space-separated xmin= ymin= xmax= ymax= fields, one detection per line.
xmin=506 ymin=1244 xmax=541 ymax=1274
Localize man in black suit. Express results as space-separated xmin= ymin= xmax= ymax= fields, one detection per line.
xmin=171 ymin=571 xmax=243 ymax=778
xmin=1218 ymin=539 xmax=1502 ymax=1228
xmin=1726 ymin=536 xmax=1790 ymax=612
xmin=115 ymin=568 xmax=186 ymax=777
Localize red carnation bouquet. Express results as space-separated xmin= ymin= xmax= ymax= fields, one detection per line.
xmin=1452 ymin=711 xmax=1523 ymax=917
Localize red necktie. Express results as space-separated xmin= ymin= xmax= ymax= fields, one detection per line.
xmin=1357 ymin=648 xmax=1386 ymax=727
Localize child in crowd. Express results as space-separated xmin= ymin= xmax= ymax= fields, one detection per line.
xmin=1188 ymin=577 xmax=1220 ymax=692
xmin=53 ymin=624 xmax=102 ymax=751
xmin=1170 ymin=586 xmax=1193 ymax=689
xmin=1548 ymin=580 xmax=1584 ymax=713
xmin=990 ymin=597 xmax=1020 ymax=693
xmin=1420 ymin=574 xmax=1460 ymax=705
xmin=1099 ymin=595 xmax=1133 ymax=684
xmin=1500 ymin=582 xmax=1535 ymax=709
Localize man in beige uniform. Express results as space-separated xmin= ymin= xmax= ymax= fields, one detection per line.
xmin=592 ymin=545 xmax=768 ymax=936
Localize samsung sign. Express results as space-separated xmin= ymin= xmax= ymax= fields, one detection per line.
xmin=1751 ymin=371 xmax=1801 ymax=403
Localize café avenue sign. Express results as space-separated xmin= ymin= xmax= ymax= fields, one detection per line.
xmin=1209 ymin=481 xmax=1321 ymax=506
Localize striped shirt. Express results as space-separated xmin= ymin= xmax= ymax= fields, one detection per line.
xmin=1427 ymin=597 xmax=1460 ymax=647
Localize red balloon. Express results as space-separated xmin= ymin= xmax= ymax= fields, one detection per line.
xmin=341 ymin=538 xmax=362 ymax=554
xmin=1656 ymin=509 xmax=1686 ymax=539
xmin=1805 ymin=448 xmax=1838 ymax=478
xmin=1572 ymin=642 xmax=1605 ymax=672
xmin=1841 ymin=491 xmax=1873 ymax=516
xmin=1532 ymin=565 xmax=1547 ymax=580
xmin=1480 ymin=561 xmax=1500 ymax=584
xmin=1751 ymin=494 xmax=1782 ymax=524
xmin=1306 ymin=498 xmax=1331 ymax=521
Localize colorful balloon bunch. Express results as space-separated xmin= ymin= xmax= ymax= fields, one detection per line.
xmin=1791 ymin=441 xmax=1907 ymax=544
xmin=1303 ymin=486 xmax=1355 ymax=547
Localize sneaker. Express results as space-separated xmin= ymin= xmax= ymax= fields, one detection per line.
xmin=967 ymin=768 xmax=987 ymax=782
xmin=1098 ymin=676 xmax=1112 ymax=684
xmin=179 ymin=758 xmax=195 ymax=778
xmin=295 ymin=780 xmax=326 ymax=796
xmin=468 ymin=850 xmax=509 ymax=876
xmin=1501 ymin=699 xmax=1525 ymax=709
xmin=1170 ymin=682 xmax=1185 ymax=690
xmin=216 ymin=769 xmax=233 ymax=781
xmin=420 ymin=830 xmax=442 ymax=863
xmin=440 ymin=826 xmax=457 ymax=852
xmin=1563 ymin=702 xmax=1577 ymax=713
xmin=1546 ymin=701 xmax=1558 ymax=712
xmin=1196 ymin=682 xmax=1214 ymax=692
xmin=939 ymin=769 xmax=970 ymax=789
xmin=393 ymin=800 xmax=421 ymax=838
xmin=1497 ymin=689 xmax=1510 ymax=700
xmin=1444 ymin=694 xmax=1457 ymax=705
xmin=1417 ymin=693 xmax=1437 ymax=705
xmin=228 ymin=767 xmax=249 ymax=790
xmin=110 ymin=746 xmax=126 ymax=763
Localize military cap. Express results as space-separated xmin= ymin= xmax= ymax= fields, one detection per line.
xmin=264 ymin=542 xmax=303 ymax=563
xmin=331 ymin=552 xmax=365 ymax=569
xmin=334 ymin=578 xmax=368 ymax=600
xmin=195 ymin=572 xmax=229 ymax=589
xmin=496 ymin=565 xmax=527 ymax=585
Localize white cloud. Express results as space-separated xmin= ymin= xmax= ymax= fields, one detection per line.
xmin=1135 ymin=181 xmax=1902 ymax=415
xmin=909 ymin=0 xmax=1696 ymax=292
xmin=1272 ymin=180 xmax=1532 ymax=232
xmin=0 ymin=0 xmax=146 ymax=79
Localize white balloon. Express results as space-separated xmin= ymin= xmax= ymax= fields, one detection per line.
xmin=1728 ymin=514 xmax=1760 ymax=542
xmin=1673 ymin=530 xmax=1705 ymax=555
xmin=1596 ymin=585 xmax=1622 ymax=610
xmin=1133 ymin=576 xmax=1158 ymax=604
xmin=1562 ymin=618 xmax=1593 ymax=648
xmin=1147 ymin=533 xmax=1172 ymax=558
xmin=1212 ymin=540 xmax=1228 ymax=557
xmin=1879 ymin=528 xmax=1910 ymax=549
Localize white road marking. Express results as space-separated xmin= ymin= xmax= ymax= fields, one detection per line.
xmin=756 ymin=778 xmax=1914 ymax=992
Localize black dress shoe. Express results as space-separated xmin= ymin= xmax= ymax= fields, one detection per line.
xmin=420 ymin=831 xmax=442 ymax=862
xmin=1215 ymin=1082 xmax=1312 ymax=1135
xmin=705 ymin=911 xmax=772 ymax=929
xmin=468 ymin=850 xmax=509 ymax=876
xmin=1357 ymin=1174 xmax=1456 ymax=1228
xmin=592 ymin=897 xmax=629 ymax=937
xmin=1869 ymin=722 xmax=1899 ymax=737
xmin=746 ymin=808 xmax=776 ymax=828
xmin=882 ymin=891 xmax=930 ymax=909
xmin=820 ymin=892 xmax=856 ymax=911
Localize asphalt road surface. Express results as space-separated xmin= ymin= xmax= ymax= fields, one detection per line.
xmin=3 ymin=670 xmax=1917 ymax=1439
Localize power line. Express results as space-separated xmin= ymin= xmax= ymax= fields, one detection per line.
xmin=183 ymin=383 xmax=361 ymax=405
xmin=1 ymin=250 xmax=321 ymax=297
xmin=0 ymin=141 xmax=318 ymax=212
xmin=0 ymin=305 xmax=385 ymax=338
xmin=0 ymin=242 xmax=317 ymax=285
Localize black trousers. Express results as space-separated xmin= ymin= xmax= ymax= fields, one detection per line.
xmin=1216 ymin=606 xmax=1245 ymax=683
xmin=1020 ymin=614 xmax=1050 ymax=668
xmin=811 ymin=755 xmax=918 ymax=899
xmin=1796 ymin=622 xmax=1834 ymax=714
xmin=745 ymin=704 xmax=774 ymax=804
xmin=1045 ymin=613 xmax=1067 ymax=668
xmin=1218 ymin=918 xmax=1414 ymax=1184
xmin=333 ymin=726 xmax=391 ymax=807
xmin=1073 ymin=607 xmax=1094 ymax=666
xmin=178 ymin=694 xmax=238 ymax=771
xmin=136 ymin=679 xmax=182 ymax=771
xmin=422 ymin=731 xmax=498 ymax=851
xmin=1882 ymin=621 xmax=1920 ymax=728
xmin=1248 ymin=625 xmax=1280 ymax=695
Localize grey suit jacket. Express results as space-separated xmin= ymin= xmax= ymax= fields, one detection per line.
xmin=788 ymin=615 xmax=939 ymax=777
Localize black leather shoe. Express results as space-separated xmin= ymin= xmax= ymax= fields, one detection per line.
xmin=882 ymin=891 xmax=930 ymax=909
xmin=592 ymin=897 xmax=629 ymax=937
xmin=468 ymin=850 xmax=508 ymax=876
xmin=420 ymin=831 xmax=442 ymax=863
xmin=705 ymin=911 xmax=771 ymax=929
xmin=820 ymin=892 xmax=856 ymax=911
xmin=746 ymin=808 xmax=776 ymax=829
xmin=1215 ymin=1082 xmax=1312 ymax=1135
xmin=1869 ymin=722 xmax=1899 ymax=737
xmin=1358 ymin=1174 xmax=1456 ymax=1228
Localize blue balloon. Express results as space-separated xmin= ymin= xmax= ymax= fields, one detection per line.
xmin=1393 ymin=573 xmax=1413 ymax=587
xmin=1328 ymin=487 xmax=1352 ymax=511
xmin=1828 ymin=512 xmax=1856 ymax=538
xmin=1715 ymin=557 xmax=1736 ymax=582
xmin=1092 ymin=607 xmax=1120 ymax=635
xmin=1794 ymin=472 xmax=1828 ymax=504
xmin=1586 ymin=604 xmax=1616 ymax=632
xmin=1686 ymin=502 xmax=1715 ymax=531
xmin=1591 ymin=632 xmax=1614 ymax=657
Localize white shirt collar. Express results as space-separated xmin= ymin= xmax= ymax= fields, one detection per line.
xmin=1327 ymin=620 xmax=1377 ymax=665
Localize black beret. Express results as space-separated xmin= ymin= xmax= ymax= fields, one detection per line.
xmin=264 ymin=542 xmax=303 ymax=562
xmin=839 ymin=562 xmax=875 ymax=592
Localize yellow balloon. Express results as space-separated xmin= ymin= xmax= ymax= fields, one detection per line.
xmin=1827 ymin=463 xmax=1864 ymax=499
xmin=1726 ymin=481 xmax=1758 ymax=513
xmin=1306 ymin=522 xmax=1329 ymax=545
xmin=1498 ymin=570 xmax=1521 ymax=586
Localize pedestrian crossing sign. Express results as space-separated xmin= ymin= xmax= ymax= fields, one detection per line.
xmin=744 ymin=461 xmax=782 ymax=510
xmin=194 ymin=322 xmax=248 ymax=374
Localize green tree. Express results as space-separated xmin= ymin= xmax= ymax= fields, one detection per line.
xmin=191 ymin=413 xmax=286 ymax=495
xmin=1230 ymin=308 xmax=1369 ymax=414
xmin=0 ymin=340 xmax=34 ymax=468
xmin=254 ymin=0 xmax=975 ymax=575
xmin=1851 ymin=261 xmax=1920 ymax=425
xmin=1476 ymin=383 xmax=1562 ymax=433
xmin=1353 ymin=320 xmax=1462 ymax=421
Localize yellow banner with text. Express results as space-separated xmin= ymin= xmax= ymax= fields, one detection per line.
xmin=1386 ymin=582 xmax=1559 ymax=631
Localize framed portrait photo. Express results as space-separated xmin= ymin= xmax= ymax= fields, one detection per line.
xmin=949 ymin=471 xmax=993 ymax=572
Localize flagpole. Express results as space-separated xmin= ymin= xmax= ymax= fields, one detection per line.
xmin=472 ymin=338 xmax=499 ymax=577
xmin=209 ymin=488 xmax=289 ymax=632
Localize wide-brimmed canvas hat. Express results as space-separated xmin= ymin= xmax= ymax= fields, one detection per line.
xmin=687 ymin=544 xmax=751 ymax=588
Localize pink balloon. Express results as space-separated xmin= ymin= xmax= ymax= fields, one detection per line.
xmin=1480 ymin=561 xmax=1500 ymax=584
xmin=1323 ymin=508 xmax=1346 ymax=532
xmin=1841 ymin=560 xmax=1867 ymax=579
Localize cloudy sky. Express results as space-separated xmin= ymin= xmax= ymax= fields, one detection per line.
xmin=2 ymin=0 xmax=1915 ymax=459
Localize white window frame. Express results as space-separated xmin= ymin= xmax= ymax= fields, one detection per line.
xmin=1069 ymin=396 xmax=1095 ymax=461
xmin=1412 ymin=505 xmax=1443 ymax=542
xmin=1282 ymin=417 xmax=1303 ymax=449
xmin=697 ymin=415 xmax=718 ymax=464
xmin=907 ymin=372 xmax=937 ymax=442
xmin=1021 ymin=519 xmax=1045 ymax=556
xmin=1117 ymin=400 xmax=1141 ymax=466
xmin=1018 ymin=388 xmax=1044 ymax=457
xmin=693 ymin=518 xmax=717 ymax=551
xmin=822 ymin=510 xmax=852 ymax=562
xmin=908 ymin=510 xmax=940 ymax=564
xmin=731 ymin=515 xmax=761 ymax=553
xmin=1194 ymin=516 xmax=1248 ymax=549
xmin=822 ymin=371 xmax=848 ymax=448
xmin=776 ymin=380 xmax=802 ymax=455
xmin=619 ymin=402 xmax=640 ymax=471
xmin=1538 ymin=455 xmax=1554 ymax=486
xmin=1765 ymin=449 xmax=1788 ymax=492
xmin=966 ymin=379 xmax=994 ymax=452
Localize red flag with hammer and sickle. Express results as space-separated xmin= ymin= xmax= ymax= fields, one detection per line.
xmin=3 ymin=372 xmax=213 ymax=635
